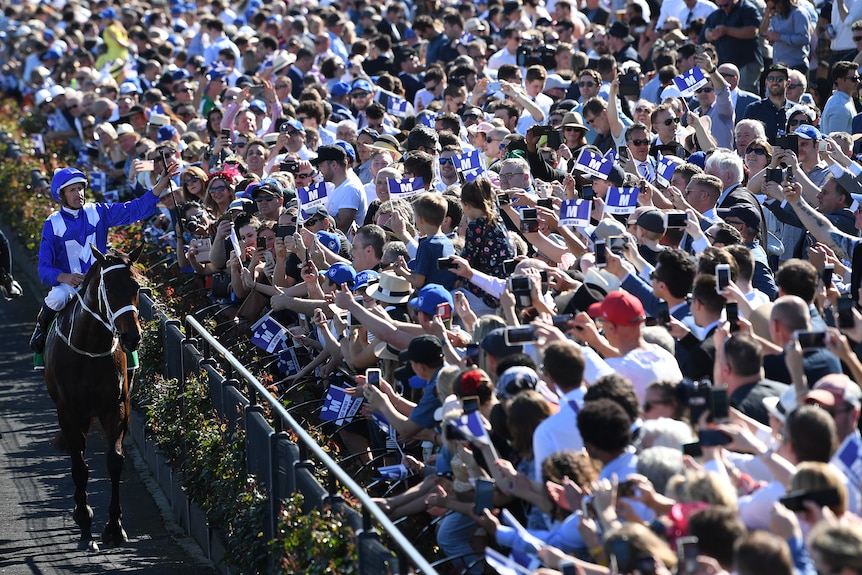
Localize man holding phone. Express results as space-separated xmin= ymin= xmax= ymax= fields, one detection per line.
xmin=742 ymin=64 xmax=791 ymax=144
xmin=250 ymin=179 xmax=284 ymax=221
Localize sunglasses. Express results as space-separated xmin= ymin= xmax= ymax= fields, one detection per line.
xmin=578 ymin=81 xmax=596 ymax=88
xmin=765 ymin=75 xmax=786 ymax=83
xmin=788 ymin=118 xmax=808 ymax=127
xmin=439 ymin=157 xmax=455 ymax=165
xmin=662 ymin=117 xmax=681 ymax=126
xmin=296 ymin=172 xmax=314 ymax=178
xmin=642 ymin=400 xmax=670 ymax=412
xmin=564 ymin=126 xmax=582 ymax=131
xmin=351 ymin=91 xmax=371 ymax=98
xmin=695 ymin=86 xmax=714 ymax=93
xmin=635 ymin=106 xmax=652 ymax=113
xmin=184 ymin=176 xmax=201 ymax=183
xmin=628 ymin=138 xmax=650 ymax=146
xmin=746 ymin=147 xmax=768 ymax=156
xmin=210 ymin=185 xmax=228 ymax=193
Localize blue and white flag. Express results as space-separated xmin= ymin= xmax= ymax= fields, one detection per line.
xmin=320 ymin=385 xmax=363 ymax=425
xmin=673 ymin=66 xmax=708 ymax=97
xmin=452 ymin=410 xmax=492 ymax=446
xmin=574 ymin=148 xmax=613 ymax=179
xmin=485 ymin=548 xmax=532 ymax=575
xmin=250 ymin=312 xmax=289 ymax=353
xmin=834 ymin=433 xmax=862 ymax=486
xmin=276 ymin=347 xmax=301 ymax=375
xmin=32 ymin=133 xmax=45 ymax=155
xmin=419 ymin=112 xmax=436 ymax=128
xmin=229 ymin=225 xmax=244 ymax=259
xmin=559 ymin=199 xmax=592 ymax=228
xmin=376 ymin=463 xmax=410 ymax=481
xmin=90 ymin=171 xmax=107 ymax=194
xmin=388 ymin=177 xmax=424 ymax=198
xmin=386 ymin=95 xmax=409 ymax=118
xmin=655 ymin=155 xmax=682 ymax=188
xmin=297 ymin=182 xmax=328 ymax=214
xmin=372 ymin=413 xmax=396 ymax=439
xmin=605 ymin=186 xmax=640 ymax=215
xmin=103 ymin=190 xmax=120 ymax=204
xmin=604 ymin=147 xmax=618 ymax=163
xmin=454 ymin=149 xmax=485 ymax=182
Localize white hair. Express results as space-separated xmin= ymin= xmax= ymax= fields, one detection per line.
xmin=636 ymin=417 xmax=696 ymax=451
xmin=706 ymin=148 xmax=745 ymax=186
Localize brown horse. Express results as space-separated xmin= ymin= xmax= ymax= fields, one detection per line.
xmin=44 ymin=243 xmax=144 ymax=551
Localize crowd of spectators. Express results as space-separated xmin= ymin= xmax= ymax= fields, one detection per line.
xmin=9 ymin=0 xmax=862 ymax=572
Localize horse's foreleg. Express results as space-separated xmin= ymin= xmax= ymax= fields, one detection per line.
xmin=100 ymin=411 xmax=128 ymax=547
xmin=61 ymin=418 xmax=96 ymax=551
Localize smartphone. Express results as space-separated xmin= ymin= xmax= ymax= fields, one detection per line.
xmin=617 ymin=479 xmax=638 ymax=498
xmin=819 ymin=140 xmax=829 ymax=152
xmin=656 ymin=300 xmax=670 ymax=327
xmin=347 ymin=312 xmax=361 ymax=328
xmin=281 ymin=158 xmax=299 ymax=173
xmin=497 ymin=192 xmax=511 ymax=205
xmin=837 ymin=294 xmax=855 ymax=330
xmin=711 ymin=386 xmax=730 ymax=422
xmin=677 ymin=537 xmax=699 ymax=575
xmin=366 ymin=368 xmax=381 ymax=388
xmin=823 ymin=263 xmax=834 ymax=288
xmin=726 ymin=302 xmax=740 ymax=333
xmin=474 ymin=478 xmax=496 ymax=515
xmin=552 ymin=314 xmax=574 ymax=330
xmin=777 ymin=134 xmax=799 ymax=155
xmin=487 ymin=81 xmax=502 ymax=93
xmin=695 ymin=44 xmax=705 ymax=55
xmin=502 ymin=259 xmax=518 ymax=275
xmin=465 ymin=343 xmax=480 ymax=366
xmin=688 ymin=383 xmax=712 ymax=424
xmin=595 ymin=241 xmax=607 ymax=268
xmin=779 ymin=487 xmax=842 ymax=512
xmin=608 ymin=235 xmax=628 ymax=254
xmin=436 ymin=301 xmax=452 ymax=329
xmin=766 ymin=167 xmax=785 ymax=184
xmin=786 ymin=165 xmax=795 ymax=183
xmin=533 ymin=125 xmax=553 ymax=136
xmin=537 ymin=197 xmax=554 ymax=209
xmin=504 ymin=325 xmax=538 ymax=346
xmin=277 ymin=224 xmax=296 ymax=238
xmin=609 ymin=538 xmax=636 ymax=574
xmin=795 ymin=330 xmax=827 ymax=349
xmin=682 ymin=442 xmax=703 ymax=458
xmin=697 ymin=428 xmax=732 ymax=446
xmin=667 ymin=212 xmax=688 ymax=228
xmin=138 ymin=159 xmax=155 ymax=172
xmin=520 ymin=207 xmax=539 ymax=233
xmin=715 ymin=263 xmax=731 ymax=291
xmin=581 ymin=185 xmax=595 ymax=201
xmin=435 ymin=257 xmax=457 ymax=271
xmin=618 ymin=146 xmax=630 ymax=161
xmin=561 ymin=564 xmax=578 ymax=575
xmin=257 ymin=237 xmax=267 ymax=250
xmin=508 ymin=275 xmax=531 ymax=293
xmin=249 ymin=84 xmax=265 ymax=98
xmin=618 ymin=71 xmax=640 ymax=96
xmin=462 ymin=395 xmax=479 ymax=413
xmin=220 ymin=128 xmax=231 ymax=138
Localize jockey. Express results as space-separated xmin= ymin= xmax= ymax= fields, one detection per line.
xmin=29 ymin=163 xmax=180 ymax=354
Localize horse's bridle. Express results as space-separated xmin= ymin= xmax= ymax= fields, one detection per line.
xmin=54 ymin=262 xmax=138 ymax=358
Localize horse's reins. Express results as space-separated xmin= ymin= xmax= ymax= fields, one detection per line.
xmin=54 ymin=263 xmax=138 ymax=358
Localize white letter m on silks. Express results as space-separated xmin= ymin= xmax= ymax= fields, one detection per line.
xmin=64 ymin=234 xmax=97 ymax=274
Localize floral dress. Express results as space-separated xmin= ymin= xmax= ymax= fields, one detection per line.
xmin=461 ymin=216 xmax=516 ymax=309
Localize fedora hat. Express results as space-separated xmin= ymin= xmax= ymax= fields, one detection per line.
xmin=366 ymin=271 xmax=412 ymax=304
xmin=271 ymin=51 xmax=296 ymax=74
xmin=374 ymin=340 xmax=403 ymax=361
xmin=560 ymin=111 xmax=587 ymax=131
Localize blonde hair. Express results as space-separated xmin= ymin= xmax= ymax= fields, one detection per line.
xmin=667 ymin=469 xmax=738 ymax=509
xmin=604 ymin=523 xmax=677 ymax=570
xmin=790 ymin=461 xmax=847 ymax=516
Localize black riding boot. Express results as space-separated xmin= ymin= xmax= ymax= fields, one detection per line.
xmin=29 ymin=303 xmax=58 ymax=353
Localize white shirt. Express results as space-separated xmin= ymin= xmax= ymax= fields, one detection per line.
xmin=327 ymin=171 xmax=368 ymax=228
xmin=656 ymin=0 xmax=718 ymax=29
xmin=605 ymin=344 xmax=683 ymax=402
xmin=487 ymin=47 xmax=518 ymax=71
xmin=532 ymin=387 xmax=585 ymax=481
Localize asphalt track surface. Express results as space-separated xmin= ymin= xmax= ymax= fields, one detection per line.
xmin=0 ymin=227 xmax=216 ymax=574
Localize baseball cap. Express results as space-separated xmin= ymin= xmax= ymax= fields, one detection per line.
xmin=34 ymin=88 xmax=52 ymax=107
xmin=312 ymin=144 xmax=348 ymax=166
xmin=496 ymin=366 xmax=540 ymax=399
xmin=398 ymin=334 xmax=444 ymax=365
xmin=408 ymin=283 xmax=453 ymax=315
xmin=480 ymin=328 xmax=524 ymax=357
xmin=316 ymin=230 xmax=341 ymax=253
xmin=636 ymin=209 xmax=666 ymax=234
xmin=157 ymin=125 xmax=178 ymax=142
xmin=249 ymin=99 xmax=267 ymax=114
xmin=333 ymin=140 xmax=356 ymax=163
xmin=331 ymin=82 xmax=351 ymax=98
xmin=763 ymin=386 xmax=797 ymax=423
xmin=588 ymin=291 xmax=646 ymax=326
xmin=353 ymin=270 xmax=379 ymax=292
xmin=593 ymin=218 xmax=627 ymax=241
xmin=467 ymin=121 xmax=495 ymax=135
xmin=120 ymin=81 xmax=140 ymax=95
xmin=252 ymin=179 xmax=284 ymax=199
xmin=717 ymin=203 xmax=761 ymax=231
xmin=321 ymin=262 xmax=356 ymax=286
xmin=804 ymin=375 xmax=862 ymax=410
xmin=793 ymin=124 xmax=821 ymax=140
xmin=351 ymin=79 xmax=373 ymax=94
xmin=545 ymin=74 xmax=572 ymax=91
xmin=116 ymin=123 xmax=136 ymax=138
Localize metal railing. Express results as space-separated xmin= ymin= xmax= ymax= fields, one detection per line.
xmin=139 ymin=292 xmax=437 ymax=574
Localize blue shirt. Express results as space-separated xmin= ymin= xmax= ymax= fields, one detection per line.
xmin=409 ymin=367 xmax=442 ymax=429
xmin=414 ymin=233 xmax=456 ymax=289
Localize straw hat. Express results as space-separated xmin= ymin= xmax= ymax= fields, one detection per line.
xmin=366 ymin=271 xmax=412 ymax=304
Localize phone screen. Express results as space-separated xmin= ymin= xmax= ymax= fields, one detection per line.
xmin=595 ymin=241 xmax=607 ymax=268
xmin=726 ymin=302 xmax=739 ymax=333
xmin=257 ymin=237 xmax=267 ymax=250
xmin=474 ymin=478 xmax=495 ymax=515
xmin=437 ymin=302 xmax=452 ymax=329
xmin=277 ymin=225 xmax=296 ymax=238
xmin=710 ymin=387 xmax=730 ymax=421
xmin=823 ymin=264 xmax=834 ymax=288
xmin=581 ymin=185 xmax=595 ymax=201
xmin=795 ymin=330 xmax=827 ymax=349
xmin=715 ymin=264 xmax=730 ymax=291
xmin=505 ymin=326 xmax=538 ymax=345
xmin=366 ymin=368 xmax=381 ymax=387
xmin=656 ymin=301 xmax=670 ymax=326
xmin=838 ymin=295 xmax=855 ymax=330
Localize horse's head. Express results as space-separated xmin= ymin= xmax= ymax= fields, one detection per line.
xmin=91 ymin=243 xmax=144 ymax=353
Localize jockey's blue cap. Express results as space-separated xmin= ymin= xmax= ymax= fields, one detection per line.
xmin=316 ymin=231 xmax=341 ymax=253
xmin=333 ymin=139 xmax=356 ymax=163
xmin=408 ymin=283 xmax=453 ymax=315
xmin=51 ymin=168 xmax=88 ymax=202
xmin=353 ymin=270 xmax=379 ymax=292
xmin=320 ymin=262 xmax=356 ymax=286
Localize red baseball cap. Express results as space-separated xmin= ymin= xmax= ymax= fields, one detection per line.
xmin=588 ymin=291 xmax=646 ymax=326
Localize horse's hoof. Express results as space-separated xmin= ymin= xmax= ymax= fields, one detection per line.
xmin=101 ymin=524 xmax=128 ymax=548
